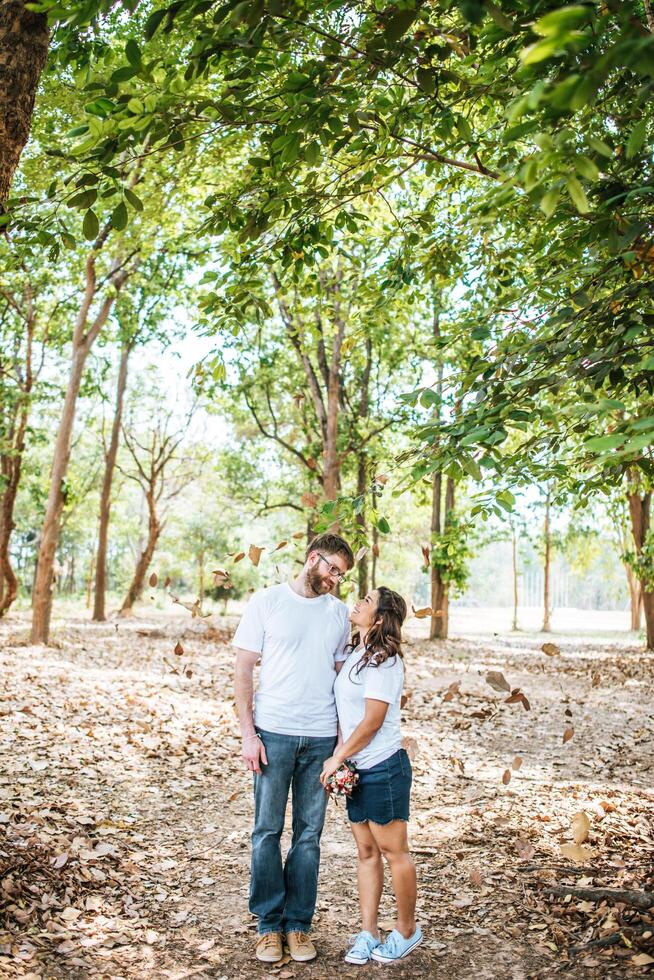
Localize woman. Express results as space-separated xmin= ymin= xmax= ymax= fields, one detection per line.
xmin=320 ymin=587 xmax=421 ymax=965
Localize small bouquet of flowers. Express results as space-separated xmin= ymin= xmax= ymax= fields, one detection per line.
xmin=324 ymin=759 xmax=359 ymax=799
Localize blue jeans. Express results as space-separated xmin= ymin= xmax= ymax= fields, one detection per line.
xmin=250 ymin=728 xmax=336 ymax=935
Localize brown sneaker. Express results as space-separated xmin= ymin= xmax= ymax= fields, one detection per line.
xmin=255 ymin=932 xmax=283 ymax=962
xmin=286 ymin=931 xmax=317 ymax=962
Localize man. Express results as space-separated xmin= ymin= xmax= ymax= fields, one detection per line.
xmin=233 ymin=533 xmax=355 ymax=964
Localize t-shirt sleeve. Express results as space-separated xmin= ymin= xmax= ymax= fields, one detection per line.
xmin=334 ymin=612 xmax=351 ymax=663
xmin=232 ymin=590 xmax=267 ymax=654
xmin=363 ymin=657 xmax=404 ymax=704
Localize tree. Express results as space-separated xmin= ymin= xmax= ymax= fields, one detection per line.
xmin=118 ymin=402 xmax=197 ymax=616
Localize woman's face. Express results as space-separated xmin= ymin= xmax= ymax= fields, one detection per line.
xmin=350 ymin=589 xmax=380 ymax=630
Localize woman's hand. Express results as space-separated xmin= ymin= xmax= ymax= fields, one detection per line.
xmin=320 ymin=755 xmax=342 ymax=787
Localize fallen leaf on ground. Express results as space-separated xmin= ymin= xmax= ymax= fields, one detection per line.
xmin=541 ymin=642 xmax=560 ymax=656
xmin=560 ymin=843 xmax=595 ymax=863
xmin=571 ymin=811 xmax=590 ymax=845
xmin=563 ymin=726 xmax=574 ymax=743
xmin=486 ymin=671 xmax=511 ymax=693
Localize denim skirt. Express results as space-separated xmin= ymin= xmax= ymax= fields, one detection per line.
xmin=346 ymin=748 xmax=412 ymax=825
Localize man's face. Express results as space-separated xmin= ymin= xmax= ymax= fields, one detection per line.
xmin=306 ymin=550 xmax=350 ymax=596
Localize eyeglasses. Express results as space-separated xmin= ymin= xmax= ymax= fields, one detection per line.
xmin=316 ymin=553 xmax=348 ymax=584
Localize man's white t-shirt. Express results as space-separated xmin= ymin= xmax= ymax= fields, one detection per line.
xmin=334 ymin=645 xmax=404 ymax=769
xmin=232 ymin=582 xmax=351 ymax=737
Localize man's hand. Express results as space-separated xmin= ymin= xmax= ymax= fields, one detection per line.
xmin=241 ymin=734 xmax=268 ymax=775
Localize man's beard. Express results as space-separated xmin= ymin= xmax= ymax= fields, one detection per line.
xmin=306 ymin=566 xmax=333 ymax=596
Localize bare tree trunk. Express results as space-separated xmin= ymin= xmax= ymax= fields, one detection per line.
xmin=627 ymin=567 xmax=642 ymax=631
xmin=86 ymin=554 xmax=95 ymax=609
xmin=511 ymin=523 xmax=519 ymax=631
xmin=371 ymin=487 xmax=378 ymax=590
xmin=429 ymin=291 xmax=451 ymax=640
xmin=0 ymin=0 xmax=49 ymax=207
xmin=356 ymin=453 xmax=368 ymax=598
xmin=627 ymin=476 xmax=653 ymax=650
xmin=31 ymin=255 xmax=131 ymax=643
xmin=542 ymin=492 xmax=552 ymax=633
xmin=119 ymin=498 xmax=160 ymax=615
xmin=93 ymin=341 xmax=131 ymax=621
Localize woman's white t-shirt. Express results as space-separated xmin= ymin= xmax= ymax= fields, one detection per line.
xmin=232 ymin=582 xmax=351 ymax=737
xmin=334 ymin=645 xmax=404 ymax=770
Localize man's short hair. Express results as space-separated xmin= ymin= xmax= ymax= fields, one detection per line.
xmin=306 ymin=533 xmax=355 ymax=570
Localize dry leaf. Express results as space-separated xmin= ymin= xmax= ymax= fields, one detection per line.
xmin=271 ymin=540 xmax=288 ymax=553
xmin=174 ymin=641 xmax=184 ymax=656
xmin=149 ymin=572 xmax=158 ymax=587
xmin=591 ymin=672 xmax=601 ymax=687
xmin=632 ymin=953 xmax=654 ymax=966
xmin=292 ymin=531 xmax=305 ymax=539
xmin=306 ymin=457 xmax=318 ymax=470
xmin=372 ymin=543 xmax=380 ymax=557
xmin=563 ymin=726 xmax=574 ymax=743
xmin=502 ymin=769 xmax=512 ymax=785
xmin=541 ymin=642 xmax=560 ymax=656
xmin=164 ymin=575 xmax=171 ymax=588
xmin=300 ymin=492 xmax=318 ymax=508
xmin=560 ymin=843 xmax=595 ymax=863
xmin=512 ymin=756 xmax=523 ymax=770
xmin=248 ymin=544 xmax=264 ymax=567
xmin=412 ymin=605 xmax=434 ymax=619
xmin=516 ymin=838 xmax=535 ymax=860
xmin=571 ymin=812 xmax=591 ymax=845
xmin=486 ymin=671 xmax=511 ymax=693
xmin=233 ymin=552 xmax=245 ymax=563
xmin=354 ymin=546 xmax=368 ymax=562
xmin=402 ymin=736 xmax=418 ymax=760
xmin=469 ymin=868 xmax=483 ymax=887
xmin=376 ymin=474 xmax=389 ymax=484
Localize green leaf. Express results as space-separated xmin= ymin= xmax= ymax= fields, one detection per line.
xmin=566 ymin=175 xmax=589 ymax=213
xmin=461 ymin=456 xmax=482 ymax=481
xmin=583 ymin=433 xmax=624 ymax=452
xmin=376 ymin=516 xmax=391 ymax=534
xmin=574 ymin=154 xmax=599 ymax=181
xmin=111 ymin=201 xmax=128 ymax=230
xmin=588 ymin=135 xmax=612 ymax=158
xmin=626 ymin=119 xmax=647 ymax=159
xmin=539 ymin=187 xmax=560 ymax=217
xmin=416 ymin=67 xmax=436 ymax=94
xmin=384 ymin=7 xmax=418 ymax=43
xmin=82 ymin=209 xmax=99 ymax=241
xmin=125 ymin=39 xmax=142 ymax=67
xmin=144 ymin=7 xmax=167 ymax=40
xmin=534 ymin=5 xmax=591 ymax=36
xmin=124 ymin=187 xmax=144 ymax=211
xmin=520 ymin=36 xmax=563 ymax=65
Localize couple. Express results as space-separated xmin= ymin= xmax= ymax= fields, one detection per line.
xmin=232 ymin=533 xmax=422 ymax=966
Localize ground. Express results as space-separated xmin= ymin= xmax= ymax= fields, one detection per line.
xmin=1 ymin=604 xmax=653 ymax=979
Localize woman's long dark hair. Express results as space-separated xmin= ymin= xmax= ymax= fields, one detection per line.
xmin=349 ymin=586 xmax=407 ymax=678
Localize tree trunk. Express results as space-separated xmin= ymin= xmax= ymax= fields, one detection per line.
xmin=431 ymin=476 xmax=454 ymax=640
xmin=0 ymin=0 xmax=49 ymax=207
xmin=356 ymin=453 xmax=368 ymax=598
xmin=119 ymin=496 xmax=161 ymax=615
xmin=93 ymin=341 xmax=131 ymax=621
xmin=542 ymin=492 xmax=552 ymax=633
xmin=627 ymin=478 xmax=653 ymax=650
xmin=86 ymin=554 xmax=95 ymax=609
xmin=198 ymin=547 xmax=205 ymax=604
xmin=371 ymin=487 xmax=378 ymax=590
xmin=31 ymin=255 xmax=130 ymax=643
xmin=511 ymin=524 xmax=519 ymax=632
xmin=627 ymin=567 xmax=642 ymax=631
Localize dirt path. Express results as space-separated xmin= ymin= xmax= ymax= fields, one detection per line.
xmin=1 ymin=610 xmax=653 ymax=979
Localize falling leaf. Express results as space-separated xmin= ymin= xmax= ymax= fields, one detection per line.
xmin=376 ymin=474 xmax=389 ymax=484
xmin=421 ymin=544 xmax=431 ymax=568
xmin=292 ymin=531 xmax=305 ymax=539
xmin=233 ymin=552 xmax=245 ymax=563
xmin=354 ymin=546 xmax=368 ymax=562
xmin=502 ymin=769 xmax=512 ymax=785
xmin=505 ymin=689 xmax=530 ymax=710
xmin=571 ymin=811 xmax=591 ymax=845
xmin=248 ymin=544 xmax=264 ymax=567
xmin=307 ymin=457 xmax=318 ymax=470
xmin=563 ymin=726 xmax=574 ymax=743
xmin=443 ymin=681 xmax=460 ymax=702
xmin=212 ymin=568 xmax=229 ymax=586
xmin=300 ymin=491 xmax=318 ymax=508
xmin=512 ymin=756 xmax=523 ymax=770
xmin=486 ymin=671 xmax=511 ymax=693
xmin=372 ymin=542 xmax=380 ymax=557
xmin=271 ymin=540 xmax=288 ymax=553
xmin=412 ymin=605 xmax=434 ymax=619
xmin=174 ymin=641 xmax=184 ymax=656
xmin=541 ymin=642 xmax=560 ymax=656
xmin=149 ymin=572 xmax=158 ymax=587
xmin=164 ymin=575 xmax=171 ymax=587
xmin=401 ymin=736 xmax=418 ymax=760
xmin=560 ymin=843 xmax=595 ymax=863
xmin=185 ymin=668 xmax=193 ymax=678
